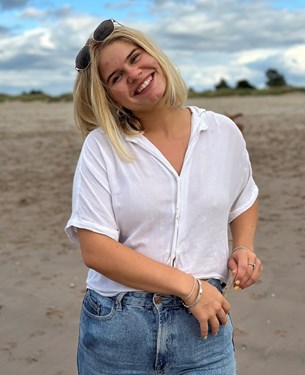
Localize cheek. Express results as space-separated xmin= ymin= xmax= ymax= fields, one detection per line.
xmin=156 ymin=65 xmax=167 ymax=87
xmin=156 ymin=71 xmax=167 ymax=95
xmin=108 ymin=88 xmax=128 ymax=106
xmin=161 ymin=72 xmax=167 ymax=88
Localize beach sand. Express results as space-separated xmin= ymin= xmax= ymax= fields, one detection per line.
xmin=1 ymin=93 xmax=305 ymax=374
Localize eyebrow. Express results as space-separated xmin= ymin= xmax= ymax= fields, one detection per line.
xmin=106 ymin=47 xmax=138 ymax=84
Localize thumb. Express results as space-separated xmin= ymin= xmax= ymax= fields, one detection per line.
xmin=228 ymin=256 xmax=238 ymax=276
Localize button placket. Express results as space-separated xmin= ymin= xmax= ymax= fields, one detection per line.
xmin=170 ymin=178 xmax=181 ymax=267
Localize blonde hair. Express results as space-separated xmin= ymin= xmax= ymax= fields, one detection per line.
xmin=73 ymin=24 xmax=188 ymax=159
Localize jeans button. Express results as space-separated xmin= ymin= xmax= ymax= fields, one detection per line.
xmin=154 ymin=296 xmax=162 ymax=304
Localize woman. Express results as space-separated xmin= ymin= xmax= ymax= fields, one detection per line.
xmin=66 ymin=19 xmax=262 ymax=374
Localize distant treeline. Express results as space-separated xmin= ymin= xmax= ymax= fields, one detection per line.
xmin=1 ymin=86 xmax=305 ymax=103
xmin=0 ymin=91 xmax=73 ymax=103
xmin=188 ymin=86 xmax=305 ymax=98
xmin=1 ymin=69 xmax=305 ymax=103
xmin=189 ymin=68 xmax=305 ymax=97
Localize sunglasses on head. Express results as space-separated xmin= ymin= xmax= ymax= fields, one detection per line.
xmin=75 ymin=19 xmax=122 ymax=71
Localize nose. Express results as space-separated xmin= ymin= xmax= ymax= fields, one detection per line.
xmin=126 ymin=66 xmax=142 ymax=83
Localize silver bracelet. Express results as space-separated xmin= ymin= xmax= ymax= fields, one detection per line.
xmin=182 ymin=279 xmax=202 ymax=309
xmin=232 ymin=245 xmax=253 ymax=254
xmin=184 ymin=276 xmax=196 ymax=301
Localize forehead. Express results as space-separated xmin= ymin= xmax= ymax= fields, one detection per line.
xmin=98 ymin=40 xmax=138 ymax=80
xmin=100 ymin=40 xmax=137 ymax=65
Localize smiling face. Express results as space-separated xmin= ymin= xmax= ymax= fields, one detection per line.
xmin=98 ymin=40 xmax=167 ymax=116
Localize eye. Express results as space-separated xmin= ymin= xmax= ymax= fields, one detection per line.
xmin=112 ymin=72 xmax=123 ymax=85
xmin=130 ymin=52 xmax=141 ymax=64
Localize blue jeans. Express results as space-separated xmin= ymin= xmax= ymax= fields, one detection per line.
xmin=77 ymin=279 xmax=236 ymax=374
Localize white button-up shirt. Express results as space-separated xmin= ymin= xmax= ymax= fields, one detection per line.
xmin=65 ymin=107 xmax=258 ymax=296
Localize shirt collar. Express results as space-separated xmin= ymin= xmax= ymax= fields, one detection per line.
xmin=124 ymin=106 xmax=208 ymax=143
xmin=187 ymin=106 xmax=209 ymax=133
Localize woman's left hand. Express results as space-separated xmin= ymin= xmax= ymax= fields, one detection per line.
xmin=227 ymin=249 xmax=263 ymax=289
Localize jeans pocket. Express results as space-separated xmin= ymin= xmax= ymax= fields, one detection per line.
xmin=228 ymin=313 xmax=235 ymax=351
xmin=82 ymin=289 xmax=115 ymax=320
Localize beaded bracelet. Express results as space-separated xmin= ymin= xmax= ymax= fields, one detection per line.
xmin=182 ymin=279 xmax=203 ymax=309
xmin=184 ymin=276 xmax=196 ymax=301
xmin=232 ymin=245 xmax=253 ymax=254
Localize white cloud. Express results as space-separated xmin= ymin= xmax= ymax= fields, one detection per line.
xmin=0 ymin=0 xmax=305 ymax=94
xmin=282 ymin=44 xmax=305 ymax=74
xmin=0 ymin=8 xmax=105 ymax=94
xmin=18 ymin=4 xmax=74 ymax=20
xmin=18 ymin=7 xmax=46 ymax=19
xmin=143 ymin=0 xmax=305 ymax=90
xmin=0 ymin=0 xmax=28 ymax=10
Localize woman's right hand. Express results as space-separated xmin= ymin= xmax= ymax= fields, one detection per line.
xmin=186 ymin=281 xmax=231 ymax=338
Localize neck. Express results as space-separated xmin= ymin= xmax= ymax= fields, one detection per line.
xmin=136 ymin=106 xmax=190 ymax=138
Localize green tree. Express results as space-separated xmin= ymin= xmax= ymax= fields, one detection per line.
xmin=235 ymin=79 xmax=256 ymax=89
xmin=265 ymin=69 xmax=287 ymax=87
xmin=215 ymin=78 xmax=231 ymax=90
xmin=188 ymin=87 xmax=197 ymax=95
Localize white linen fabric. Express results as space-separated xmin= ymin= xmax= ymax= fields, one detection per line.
xmin=65 ymin=107 xmax=258 ymax=296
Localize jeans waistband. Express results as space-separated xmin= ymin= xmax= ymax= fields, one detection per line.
xmin=110 ymin=278 xmax=225 ymax=310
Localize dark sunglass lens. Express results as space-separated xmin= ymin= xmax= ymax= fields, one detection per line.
xmin=75 ymin=45 xmax=91 ymax=70
xmin=93 ymin=19 xmax=115 ymax=41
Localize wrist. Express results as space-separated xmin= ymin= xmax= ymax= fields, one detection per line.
xmin=232 ymin=245 xmax=254 ymax=253
xmin=183 ymin=276 xmax=196 ymax=301
xmin=177 ymin=273 xmax=197 ymax=300
xmin=182 ymin=279 xmax=202 ymax=309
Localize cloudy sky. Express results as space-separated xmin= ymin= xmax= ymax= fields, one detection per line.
xmin=0 ymin=0 xmax=305 ymax=95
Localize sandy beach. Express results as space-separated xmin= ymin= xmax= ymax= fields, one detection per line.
xmin=1 ymin=93 xmax=305 ymax=375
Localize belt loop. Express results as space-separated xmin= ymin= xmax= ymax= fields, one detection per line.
xmin=115 ymin=292 xmax=126 ymax=311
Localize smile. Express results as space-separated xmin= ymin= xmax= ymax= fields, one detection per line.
xmin=135 ymin=74 xmax=154 ymax=95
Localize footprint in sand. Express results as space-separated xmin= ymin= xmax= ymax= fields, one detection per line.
xmin=274 ymin=330 xmax=287 ymax=338
xmin=46 ymin=306 xmax=65 ymax=319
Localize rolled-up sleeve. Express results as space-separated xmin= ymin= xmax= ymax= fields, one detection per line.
xmin=228 ymin=140 xmax=259 ymax=223
xmin=65 ymin=131 xmax=119 ymax=243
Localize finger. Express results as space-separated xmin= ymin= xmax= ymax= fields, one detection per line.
xmin=235 ymin=252 xmax=249 ymax=282
xmin=200 ymin=320 xmax=209 ymax=339
xmin=238 ymin=264 xmax=253 ymax=287
xmin=227 ymin=256 xmax=238 ymax=276
xmin=209 ymin=316 xmax=220 ymax=336
xmin=243 ymin=260 xmax=263 ymax=289
xmin=236 ymin=253 xmax=258 ymax=286
xmin=222 ymin=299 xmax=231 ymax=315
xmin=217 ymin=309 xmax=228 ymax=326
xmin=240 ymin=258 xmax=261 ymax=288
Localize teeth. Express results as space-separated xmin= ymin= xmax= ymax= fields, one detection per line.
xmin=136 ymin=75 xmax=152 ymax=94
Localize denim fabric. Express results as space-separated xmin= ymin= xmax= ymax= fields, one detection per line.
xmin=77 ymin=279 xmax=236 ymax=375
